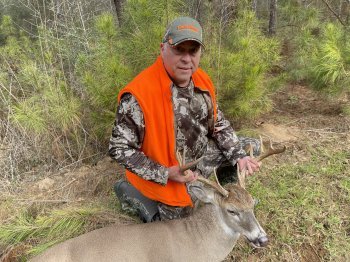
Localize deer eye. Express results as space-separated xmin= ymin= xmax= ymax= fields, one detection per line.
xmin=227 ymin=209 xmax=239 ymax=216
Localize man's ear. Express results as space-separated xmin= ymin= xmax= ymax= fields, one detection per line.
xmin=190 ymin=185 xmax=215 ymax=204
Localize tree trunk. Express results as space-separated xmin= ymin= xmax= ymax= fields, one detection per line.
xmin=268 ymin=0 xmax=277 ymax=35
xmin=251 ymin=0 xmax=258 ymax=13
xmin=189 ymin=0 xmax=203 ymax=21
xmin=213 ymin=0 xmax=237 ymax=27
xmin=340 ymin=0 xmax=350 ymax=25
xmin=113 ymin=0 xmax=124 ymax=27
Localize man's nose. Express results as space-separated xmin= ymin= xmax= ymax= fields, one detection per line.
xmin=180 ymin=52 xmax=191 ymax=63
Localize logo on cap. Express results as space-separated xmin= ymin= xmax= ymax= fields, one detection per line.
xmin=177 ymin=25 xmax=199 ymax=32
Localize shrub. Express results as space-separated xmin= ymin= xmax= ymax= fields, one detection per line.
xmin=202 ymin=11 xmax=281 ymax=119
xmin=310 ymin=23 xmax=350 ymax=95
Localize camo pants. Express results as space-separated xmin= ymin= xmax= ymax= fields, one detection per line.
xmin=115 ymin=137 xmax=261 ymax=222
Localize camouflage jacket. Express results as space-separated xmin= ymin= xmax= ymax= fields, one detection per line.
xmin=109 ymin=81 xmax=246 ymax=185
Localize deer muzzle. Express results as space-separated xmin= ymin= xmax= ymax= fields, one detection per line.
xmin=249 ymin=235 xmax=269 ymax=248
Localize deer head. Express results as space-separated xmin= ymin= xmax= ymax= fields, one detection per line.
xmin=178 ymin=139 xmax=286 ymax=248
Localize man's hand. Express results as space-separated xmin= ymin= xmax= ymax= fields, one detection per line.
xmin=237 ymin=156 xmax=261 ymax=176
xmin=167 ymin=166 xmax=199 ymax=183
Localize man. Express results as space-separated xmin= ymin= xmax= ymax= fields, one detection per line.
xmin=109 ymin=17 xmax=261 ymax=222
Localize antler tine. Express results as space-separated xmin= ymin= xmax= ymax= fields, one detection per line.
xmin=255 ymin=139 xmax=286 ymax=162
xmin=236 ymin=136 xmax=285 ymax=189
xmin=176 ymin=149 xmax=204 ymax=172
xmin=197 ymin=169 xmax=229 ymax=197
xmin=182 ymin=147 xmax=186 ymax=166
xmin=176 ymin=150 xmax=183 ymax=165
xmin=259 ymin=135 xmax=264 ymax=153
xmin=249 ymin=143 xmax=254 ymax=158
xmin=179 ymin=156 xmax=204 ymax=172
xmin=237 ymin=164 xmax=246 ymax=189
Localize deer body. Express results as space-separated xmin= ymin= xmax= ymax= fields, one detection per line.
xmin=30 ymin=184 xmax=266 ymax=262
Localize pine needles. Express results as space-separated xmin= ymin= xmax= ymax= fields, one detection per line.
xmin=0 ymin=206 xmax=109 ymax=257
xmin=311 ymin=23 xmax=350 ymax=94
xmin=209 ymin=11 xmax=281 ymax=119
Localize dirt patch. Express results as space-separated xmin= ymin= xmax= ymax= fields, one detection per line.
xmin=27 ymin=157 xmax=124 ymax=201
xmin=299 ymin=243 xmax=327 ymax=262
xmin=256 ymin=123 xmax=301 ymax=143
xmin=0 ymin=156 xmax=125 ymax=224
xmin=272 ymin=84 xmax=347 ymax=116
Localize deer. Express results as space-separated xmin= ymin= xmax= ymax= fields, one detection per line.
xmin=29 ymin=141 xmax=286 ymax=262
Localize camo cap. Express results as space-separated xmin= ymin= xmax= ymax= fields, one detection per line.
xmin=162 ymin=17 xmax=203 ymax=47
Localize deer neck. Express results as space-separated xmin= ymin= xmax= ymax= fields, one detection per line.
xmin=181 ymin=203 xmax=241 ymax=256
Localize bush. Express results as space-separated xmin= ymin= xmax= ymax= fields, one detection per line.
xmin=310 ymin=23 xmax=350 ymax=95
xmin=202 ymin=11 xmax=281 ymax=119
xmin=76 ymin=13 xmax=131 ymax=139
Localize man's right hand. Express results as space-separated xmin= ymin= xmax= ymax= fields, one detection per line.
xmin=167 ymin=166 xmax=199 ymax=183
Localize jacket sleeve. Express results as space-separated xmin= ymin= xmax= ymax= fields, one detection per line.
xmin=109 ymin=93 xmax=169 ymax=185
xmin=211 ymin=105 xmax=247 ymax=164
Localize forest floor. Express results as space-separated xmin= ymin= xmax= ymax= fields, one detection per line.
xmin=0 ymin=84 xmax=349 ymax=261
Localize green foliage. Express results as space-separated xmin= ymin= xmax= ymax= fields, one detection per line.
xmin=120 ymin=0 xmax=179 ymax=74
xmin=280 ymin=4 xmax=321 ymax=83
xmin=280 ymin=3 xmax=350 ymax=98
xmin=12 ymin=98 xmax=47 ymax=134
xmin=0 ymin=206 xmax=107 ymax=257
xmin=0 ymin=15 xmax=15 ymax=40
xmin=206 ymin=11 xmax=281 ymax=118
xmin=2 ymin=0 xmax=349 ymax=179
xmin=76 ymin=13 xmax=131 ymax=138
xmin=0 ymin=18 xmax=84 ymax=164
xmin=310 ymin=23 xmax=350 ymax=94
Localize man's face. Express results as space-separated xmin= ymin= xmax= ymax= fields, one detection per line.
xmin=160 ymin=40 xmax=201 ymax=87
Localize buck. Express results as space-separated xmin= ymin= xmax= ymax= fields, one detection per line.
xmin=30 ymin=142 xmax=285 ymax=262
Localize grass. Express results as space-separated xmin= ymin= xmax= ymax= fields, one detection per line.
xmin=243 ymin=143 xmax=350 ymax=261
xmin=1 ymin=98 xmax=349 ymax=261
xmin=0 ymin=204 xmax=126 ymax=260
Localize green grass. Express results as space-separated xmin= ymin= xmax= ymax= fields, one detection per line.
xmin=246 ymin=145 xmax=350 ymax=260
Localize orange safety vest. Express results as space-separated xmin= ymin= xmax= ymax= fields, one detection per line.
xmin=118 ymin=56 xmax=217 ymax=207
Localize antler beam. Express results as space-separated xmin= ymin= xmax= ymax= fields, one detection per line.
xmin=197 ymin=169 xmax=229 ymax=197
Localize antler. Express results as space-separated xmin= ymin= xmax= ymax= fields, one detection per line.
xmin=176 ymin=148 xmax=229 ymax=197
xmin=176 ymin=148 xmax=204 ymax=172
xmin=237 ymin=137 xmax=286 ymax=189
xmin=197 ymin=169 xmax=229 ymax=197
xmin=256 ymin=139 xmax=286 ymax=162
xmin=179 ymin=157 xmax=204 ymax=172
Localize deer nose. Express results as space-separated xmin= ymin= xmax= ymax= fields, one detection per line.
xmin=258 ymin=236 xmax=269 ymax=247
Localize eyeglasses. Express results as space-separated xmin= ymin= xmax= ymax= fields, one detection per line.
xmin=167 ymin=43 xmax=201 ymax=56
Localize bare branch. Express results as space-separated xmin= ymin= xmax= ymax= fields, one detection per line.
xmin=320 ymin=0 xmax=346 ymax=26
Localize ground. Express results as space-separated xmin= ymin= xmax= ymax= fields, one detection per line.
xmin=0 ymin=84 xmax=349 ymax=261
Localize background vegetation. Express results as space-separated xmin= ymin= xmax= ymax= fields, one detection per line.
xmin=0 ymin=0 xmax=349 ymax=261
xmin=0 ymin=0 xmax=349 ymax=179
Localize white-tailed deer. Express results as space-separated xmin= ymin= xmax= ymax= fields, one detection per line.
xmin=30 ymin=141 xmax=285 ymax=262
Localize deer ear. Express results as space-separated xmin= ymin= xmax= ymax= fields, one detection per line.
xmin=190 ymin=185 xmax=215 ymax=204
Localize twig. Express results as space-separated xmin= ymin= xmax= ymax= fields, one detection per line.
xmin=304 ymin=129 xmax=347 ymax=135
xmin=284 ymin=118 xmax=303 ymax=126
xmin=50 ymin=178 xmax=77 ymax=192
xmin=58 ymin=152 xmax=104 ymax=171
xmin=0 ymin=198 xmax=72 ymax=203
xmin=320 ymin=0 xmax=346 ymax=26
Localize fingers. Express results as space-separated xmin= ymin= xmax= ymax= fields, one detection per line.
xmin=168 ymin=166 xmax=198 ymax=183
xmin=238 ymin=157 xmax=261 ymax=176
xmin=183 ymin=170 xmax=198 ymax=182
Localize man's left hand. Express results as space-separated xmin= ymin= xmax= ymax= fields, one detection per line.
xmin=237 ymin=156 xmax=261 ymax=176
